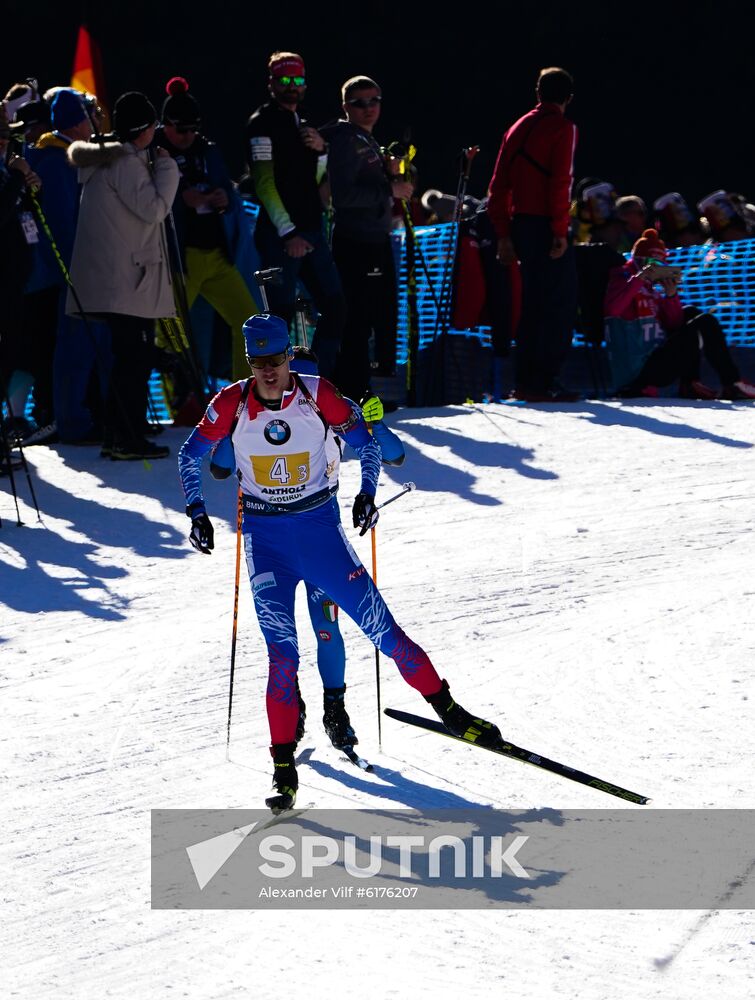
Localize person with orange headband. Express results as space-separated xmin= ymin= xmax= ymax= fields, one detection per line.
xmin=245 ymin=52 xmax=345 ymax=381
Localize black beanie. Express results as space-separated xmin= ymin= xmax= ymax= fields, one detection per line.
xmin=113 ymin=91 xmax=156 ymax=141
xmin=161 ymin=76 xmax=201 ymax=127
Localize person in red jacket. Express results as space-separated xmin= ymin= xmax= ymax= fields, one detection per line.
xmin=605 ymin=228 xmax=755 ymax=400
xmin=487 ymin=66 xmax=578 ymax=402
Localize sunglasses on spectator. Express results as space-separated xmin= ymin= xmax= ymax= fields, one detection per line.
xmin=346 ymin=96 xmax=382 ymax=109
xmin=249 ymin=351 xmax=290 ymax=369
xmin=274 ymin=76 xmax=306 ymax=87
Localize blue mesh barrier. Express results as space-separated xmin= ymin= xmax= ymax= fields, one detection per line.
xmin=24 ymin=226 xmax=755 ymax=426
xmin=147 ymin=233 xmax=755 ymax=419
xmin=665 ymin=240 xmax=755 ymax=346
xmin=393 ymin=222 xmax=492 ymax=365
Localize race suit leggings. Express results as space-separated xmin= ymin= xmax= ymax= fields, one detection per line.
xmin=304 ymin=582 xmax=346 ymax=689
xmin=243 ymin=497 xmax=442 ymax=743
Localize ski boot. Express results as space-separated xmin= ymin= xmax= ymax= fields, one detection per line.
xmin=265 ymin=741 xmax=298 ymax=814
xmin=425 ymin=680 xmax=503 ymax=749
xmin=323 ymin=684 xmax=358 ymax=749
xmin=295 ymin=678 xmax=306 ymax=744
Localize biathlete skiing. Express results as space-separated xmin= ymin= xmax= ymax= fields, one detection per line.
xmin=208 ymin=344 xmax=405 ymax=756
xmin=178 ymin=312 xmax=503 ymax=812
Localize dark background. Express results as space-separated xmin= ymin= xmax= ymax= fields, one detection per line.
xmin=4 ymin=1 xmax=753 ymax=214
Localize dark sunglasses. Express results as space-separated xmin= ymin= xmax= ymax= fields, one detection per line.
xmin=249 ymin=351 xmax=290 ymax=369
xmin=274 ymin=75 xmax=306 ymax=87
xmin=346 ymin=96 xmax=382 ymax=109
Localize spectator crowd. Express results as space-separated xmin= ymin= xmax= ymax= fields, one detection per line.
xmin=2 ymin=59 xmax=755 ymax=474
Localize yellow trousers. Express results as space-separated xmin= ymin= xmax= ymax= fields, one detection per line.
xmin=185 ymin=247 xmax=257 ymax=380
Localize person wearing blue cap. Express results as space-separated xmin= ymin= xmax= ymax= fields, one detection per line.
xmin=208 ymin=341 xmax=405 ymax=752
xmin=178 ymin=312 xmax=503 ymax=811
xmin=10 ymin=88 xmax=96 ymax=446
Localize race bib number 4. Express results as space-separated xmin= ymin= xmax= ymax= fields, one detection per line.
xmin=251 ymin=452 xmax=310 ymax=488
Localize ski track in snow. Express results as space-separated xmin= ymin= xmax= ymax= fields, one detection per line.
xmin=3 ymin=400 xmax=755 ymax=999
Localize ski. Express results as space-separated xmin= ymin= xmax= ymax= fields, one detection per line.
xmin=341 ymin=745 xmax=373 ymax=772
xmin=384 ymin=708 xmax=650 ymax=805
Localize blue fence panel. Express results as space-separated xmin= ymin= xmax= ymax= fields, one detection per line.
xmin=30 ymin=224 xmax=751 ymax=426
xmin=666 ymin=240 xmax=755 ymax=346
xmin=145 ymin=232 xmax=755 ymax=421
xmin=393 ymin=230 xmax=755 ymax=355
xmin=393 ymin=222 xmax=492 ymax=365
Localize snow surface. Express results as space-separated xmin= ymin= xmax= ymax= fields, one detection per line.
xmin=3 ymin=399 xmax=755 ymax=1000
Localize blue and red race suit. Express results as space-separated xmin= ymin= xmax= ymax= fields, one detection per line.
xmin=178 ymin=373 xmax=440 ymax=743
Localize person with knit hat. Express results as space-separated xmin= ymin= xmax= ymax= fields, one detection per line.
xmin=155 ymin=76 xmax=257 ymax=381
xmin=11 ymin=87 xmax=97 ymax=446
xmin=604 ymin=228 xmax=755 ymax=400
xmin=49 ymin=89 xmax=90 ymax=137
xmin=178 ymin=311 xmax=502 ymax=811
xmin=65 ymin=91 xmax=180 ymax=459
xmin=245 ymin=51 xmax=345 ymax=380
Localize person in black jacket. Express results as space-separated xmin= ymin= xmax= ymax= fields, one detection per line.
xmin=321 ymin=76 xmax=412 ymax=402
xmin=0 ymin=104 xmax=41 ymax=440
xmin=245 ymin=51 xmax=345 ymax=379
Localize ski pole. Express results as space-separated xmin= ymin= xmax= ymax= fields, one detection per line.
xmin=432 ymin=145 xmax=480 ymax=343
xmin=376 ymin=481 xmax=416 ymax=511
xmin=424 ymin=146 xmax=480 ymax=404
xmin=370 ymin=524 xmax=382 ymax=750
xmin=226 ymin=488 xmax=243 ymax=758
xmin=254 ymin=267 xmax=283 ymax=313
xmin=157 ymin=205 xmax=209 ymax=406
xmin=294 ymin=296 xmax=310 ymax=348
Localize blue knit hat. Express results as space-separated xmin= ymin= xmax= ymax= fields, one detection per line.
xmin=242 ymin=313 xmax=291 ymax=356
xmin=51 ymin=89 xmax=88 ymax=131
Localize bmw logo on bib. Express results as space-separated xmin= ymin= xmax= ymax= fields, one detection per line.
xmin=264 ymin=419 xmax=291 ymax=445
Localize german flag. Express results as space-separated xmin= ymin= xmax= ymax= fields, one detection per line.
xmin=71 ymin=23 xmax=109 ymax=127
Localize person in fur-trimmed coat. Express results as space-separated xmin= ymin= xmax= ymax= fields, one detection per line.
xmin=66 ymin=91 xmax=179 ymax=460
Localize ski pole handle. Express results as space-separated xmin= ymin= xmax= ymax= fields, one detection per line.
xmin=253 ymin=267 xmax=283 ymax=313
xmin=462 ymin=145 xmax=480 ymax=179
xmin=376 ymin=482 xmax=416 ymax=511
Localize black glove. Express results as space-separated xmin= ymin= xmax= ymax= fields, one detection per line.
xmin=187 ymin=505 xmax=214 ymax=554
xmin=352 ymin=492 xmax=379 ymax=536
